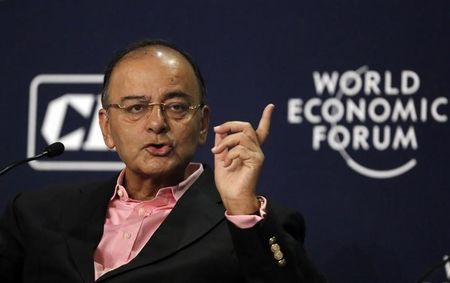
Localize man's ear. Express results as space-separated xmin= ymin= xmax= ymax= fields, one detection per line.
xmin=198 ymin=105 xmax=209 ymax=145
xmin=98 ymin=109 xmax=115 ymax=149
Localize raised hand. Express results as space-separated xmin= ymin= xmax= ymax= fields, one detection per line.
xmin=211 ymin=104 xmax=274 ymax=215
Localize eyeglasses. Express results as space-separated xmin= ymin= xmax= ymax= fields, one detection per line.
xmin=104 ymin=101 xmax=204 ymax=121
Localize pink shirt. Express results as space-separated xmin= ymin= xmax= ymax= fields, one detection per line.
xmin=93 ymin=163 xmax=266 ymax=280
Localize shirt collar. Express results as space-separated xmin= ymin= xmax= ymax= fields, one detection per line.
xmin=110 ymin=163 xmax=204 ymax=202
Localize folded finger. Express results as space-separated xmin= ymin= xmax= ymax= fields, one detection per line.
xmin=211 ymin=132 xmax=258 ymax=154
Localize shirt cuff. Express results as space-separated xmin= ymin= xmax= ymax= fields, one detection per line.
xmin=224 ymin=196 xmax=267 ymax=229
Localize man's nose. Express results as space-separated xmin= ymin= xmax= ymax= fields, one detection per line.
xmin=145 ymin=105 xmax=168 ymax=133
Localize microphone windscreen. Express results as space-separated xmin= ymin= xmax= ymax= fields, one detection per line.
xmin=44 ymin=142 xmax=65 ymax=157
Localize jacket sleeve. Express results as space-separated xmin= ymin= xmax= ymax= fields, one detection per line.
xmin=226 ymin=202 xmax=327 ymax=283
xmin=0 ymin=194 xmax=25 ymax=282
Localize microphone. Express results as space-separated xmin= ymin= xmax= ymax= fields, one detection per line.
xmin=0 ymin=142 xmax=65 ymax=176
xmin=416 ymin=255 xmax=450 ymax=283
xmin=43 ymin=142 xmax=65 ymax=158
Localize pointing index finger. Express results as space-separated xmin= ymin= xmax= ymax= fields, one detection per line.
xmin=256 ymin=104 xmax=275 ymax=144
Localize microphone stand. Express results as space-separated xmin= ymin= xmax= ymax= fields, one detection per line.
xmin=0 ymin=152 xmax=48 ymax=176
xmin=0 ymin=142 xmax=65 ymax=176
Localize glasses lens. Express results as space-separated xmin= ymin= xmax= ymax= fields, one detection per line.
xmin=165 ymin=102 xmax=191 ymax=120
xmin=121 ymin=101 xmax=149 ymax=120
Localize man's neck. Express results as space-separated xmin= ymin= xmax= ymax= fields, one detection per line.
xmin=123 ymin=168 xmax=185 ymax=200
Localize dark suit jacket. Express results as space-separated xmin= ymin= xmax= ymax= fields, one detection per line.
xmin=0 ymin=166 xmax=325 ymax=283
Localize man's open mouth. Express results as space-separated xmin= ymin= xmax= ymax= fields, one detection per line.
xmin=145 ymin=143 xmax=173 ymax=156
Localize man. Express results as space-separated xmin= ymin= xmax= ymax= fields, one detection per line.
xmin=0 ymin=40 xmax=325 ymax=282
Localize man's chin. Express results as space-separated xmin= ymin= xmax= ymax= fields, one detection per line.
xmin=135 ymin=160 xmax=187 ymax=178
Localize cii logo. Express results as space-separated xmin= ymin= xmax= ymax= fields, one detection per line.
xmin=28 ymin=74 xmax=124 ymax=171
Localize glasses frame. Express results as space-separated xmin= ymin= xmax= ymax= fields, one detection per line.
xmin=104 ymin=101 xmax=204 ymax=121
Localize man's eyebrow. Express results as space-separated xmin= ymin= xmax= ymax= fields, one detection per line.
xmin=162 ymin=91 xmax=192 ymax=101
xmin=120 ymin=95 xmax=148 ymax=102
xmin=119 ymin=92 xmax=194 ymax=103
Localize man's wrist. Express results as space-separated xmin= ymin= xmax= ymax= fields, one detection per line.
xmin=223 ymin=196 xmax=261 ymax=215
xmin=225 ymin=196 xmax=267 ymax=229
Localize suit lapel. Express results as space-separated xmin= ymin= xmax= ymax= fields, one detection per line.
xmin=63 ymin=178 xmax=116 ymax=283
xmin=98 ymin=166 xmax=225 ymax=281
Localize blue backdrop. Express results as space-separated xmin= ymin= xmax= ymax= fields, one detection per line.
xmin=1 ymin=1 xmax=449 ymax=282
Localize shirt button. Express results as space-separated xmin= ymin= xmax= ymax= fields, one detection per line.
xmin=123 ymin=232 xmax=132 ymax=239
xmin=138 ymin=208 xmax=146 ymax=216
xmin=117 ymin=190 xmax=123 ymax=197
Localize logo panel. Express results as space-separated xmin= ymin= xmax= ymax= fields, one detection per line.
xmin=28 ymin=74 xmax=124 ymax=171
xmin=287 ymin=66 xmax=448 ymax=179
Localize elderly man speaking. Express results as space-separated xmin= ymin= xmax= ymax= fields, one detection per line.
xmin=0 ymin=40 xmax=325 ymax=283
